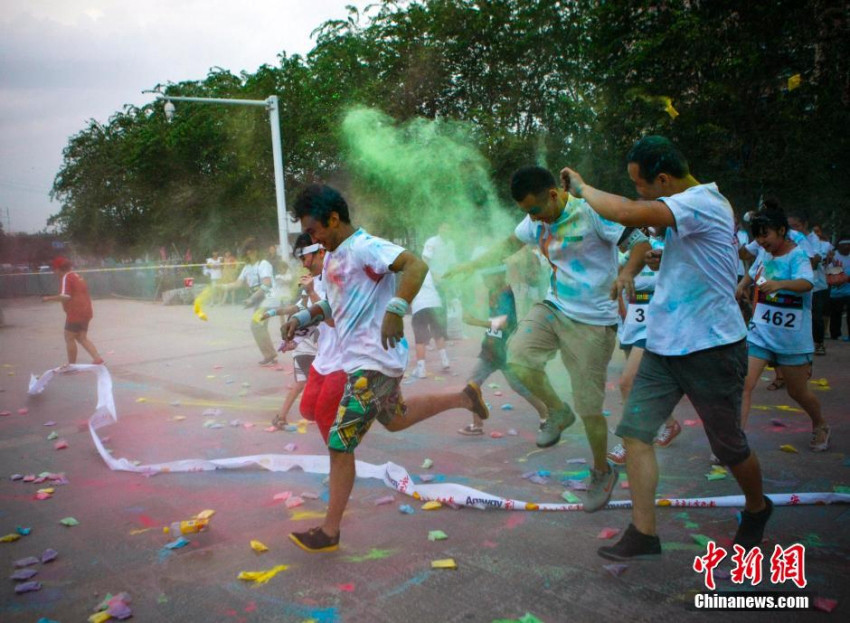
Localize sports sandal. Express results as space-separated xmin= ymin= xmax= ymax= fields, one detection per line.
xmin=458 ymin=424 xmax=484 ymax=436
xmin=463 ymin=382 xmax=489 ymax=421
xmin=271 ymin=413 xmax=288 ymax=430
xmin=766 ymin=379 xmax=785 ymax=391
xmin=810 ymin=424 xmax=830 ymax=452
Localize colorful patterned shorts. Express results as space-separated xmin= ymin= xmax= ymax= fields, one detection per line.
xmin=327 ymin=370 xmax=406 ymax=453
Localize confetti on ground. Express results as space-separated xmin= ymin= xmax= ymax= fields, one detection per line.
xmin=1 ymin=533 xmax=22 ymax=543
xmin=18 ymin=408 xmax=29 ymax=415
xmin=494 ymin=391 xmax=503 ymax=396
xmin=779 ymin=444 xmax=799 ymax=453
xmin=428 ymin=530 xmax=448 ymax=541
xmin=54 ymin=440 xmax=68 ymax=450
xmin=566 ymin=458 xmax=587 ymax=465
xmin=603 ymin=564 xmax=628 ymax=577
xmin=337 ymin=583 xmax=355 ymax=592
xmin=41 ymin=549 xmax=58 ymax=563
xmin=418 ymin=474 xmax=435 ymax=482
xmin=561 ymin=491 xmax=580 ymax=503
xmin=374 ymin=495 xmax=395 ymax=506
xmin=135 ymin=398 xmax=146 ymax=403
xmin=285 ymin=496 xmax=304 ymax=509
xmin=10 ymin=568 xmax=38 ymax=580
xmin=507 ymin=429 xmax=518 ymax=436
xmin=421 ymin=458 xmax=433 ymax=469
xmin=47 ymin=431 xmax=58 ymax=440
xmin=422 ymin=501 xmax=442 ymax=511
xmin=399 ymin=504 xmax=415 ymax=515
xmin=60 ymin=517 xmax=79 ymax=527
xmin=238 ymin=564 xmax=289 ymax=584
xmin=16 ymin=526 xmax=31 ymax=535
xmin=597 ymin=528 xmax=620 ymax=539
xmin=14 ymin=581 xmax=42 ymax=594
xmin=501 ymin=404 xmax=514 ymax=411
xmin=43 ymin=421 xmax=56 ymax=426
xmin=164 ymin=537 xmax=190 ymax=550
xmin=490 ymin=431 xmax=504 ymax=438
xmin=691 ymin=534 xmax=711 ymax=547
xmin=529 ymin=475 xmax=548 ymax=485
xmin=683 ymin=419 xmax=698 ymax=426
xmin=301 ymin=491 xmax=319 ymax=500
xmin=283 ymin=442 xmax=297 ymax=452
xmin=431 ymin=558 xmax=457 ymax=569
xmin=15 ymin=556 xmax=40 ymax=567
xmin=250 ymin=540 xmax=268 ymax=553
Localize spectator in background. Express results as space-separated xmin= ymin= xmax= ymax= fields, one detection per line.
xmin=787 ymin=211 xmax=829 ymax=355
xmin=206 ymin=251 xmax=223 ymax=304
xmin=828 ymin=237 xmax=850 ymax=340
xmin=42 ymin=256 xmax=104 ymax=368
xmin=220 ymin=250 xmax=239 ymax=305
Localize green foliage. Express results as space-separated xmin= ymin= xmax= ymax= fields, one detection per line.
xmin=50 ymin=0 xmax=850 ymax=257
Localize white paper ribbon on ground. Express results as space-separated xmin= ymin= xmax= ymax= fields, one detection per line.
xmin=29 ymin=365 xmax=850 ymax=511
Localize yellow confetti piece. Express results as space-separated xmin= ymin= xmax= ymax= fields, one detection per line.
xmin=810 ymin=378 xmax=829 ymax=386
xmin=37 ymin=488 xmax=55 ymax=495
xmin=664 ymin=99 xmax=679 ymax=119
xmin=238 ymin=564 xmax=289 ymax=584
xmin=135 ymin=397 xmax=147 ymax=403
xmin=780 ymin=444 xmax=799 ymax=454
xmin=776 ymin=405 xmax=803 ymax=412
xmin=788 ymin=73 xmax=801 ymax=90
xmin=129 ymin=528 xmax=153 ymax=535
xmin=250 ymin=540 xmax=269 ymax=553
xmin=421 ymin=501 xmax=442 ymax=511
xmin=206 ymin=375 xmax=216 ymax=379
xmin=88 ymin=611 xmax=112 ymax=623
xmin=1 ymin=533 xmax=22 ymax=542
xmin=173 ymin=415 xmax=186 ymax=421
xmin=289 ymin=510 xmax=327 ymax=521
xmin=194 ymin=509 xmax=216 ymax=520
xmin=431 ymin=558 xmax=457 ymax=569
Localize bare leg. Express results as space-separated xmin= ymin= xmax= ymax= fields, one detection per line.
xmin=415 ymin=343 xmax=426 ymax=363
xmin=741 ymin=357 xmax=767 ymax=429
xmin=623 ymin=436 xmax=658 ymax=535
xmin=728 ymin=453 xmax=767 ymax=513
xmin=64 ymin=330 xmax=78 ymax=364
xmin=385 ymin=390 xmax=474 ymax=432
xmin=619 ymin=347 xmax=644 ymax=403
xmin=781 ymin=364 xmax=825 ymax=428
xmin=322 ymin=449 xmax=356 ymax=537
xmin=76 ymin=330 xmax=102 ymax=362
xmin=276 ymin=380 xmax=306 ymax=426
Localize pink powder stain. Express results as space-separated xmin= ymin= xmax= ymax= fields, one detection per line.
xmin=505 ymin=514 xmax=526 ymax=530
xmin=138 ymin=515 xmax=157 ymax=528
xmin=244 ymin=601 xmax=257 ymax=612
xmin=482 ymin=540 xmax=498 ymax=548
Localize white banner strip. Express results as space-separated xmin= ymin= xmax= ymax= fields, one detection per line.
xmin=29 ymin=366 xmax=850 ymax=511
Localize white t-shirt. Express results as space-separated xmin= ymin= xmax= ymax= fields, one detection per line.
xmin=747 ymin=246 xmax=814 ymax=354
xmin=238 ymin=259 xmax=277 ymax=308
xmin=422 ymin=235 xmax=457 ymax=278
xmin=806 ymin=232 xmax=829 ymax=292
xmin=735 ymin=230 xmax=749 ymax=277
xmin=411 ymin=271 xmax=443 ymax=314
xmin=829 ymin=252 xmax=850 ymax=298
xmin=514 ymin=195 xmax=624 ymax=326
xmin=311 ymin=275 xmax=343 ymax=375
xmin=647 ymin=183 xmax=747 ymax=356
xmin=206 ymin=257 xmax=223 ymax=281
xmin=322 ymin=228 xmax=409 ymax=376
xmin=620 ymin=238 xmax=664 ymax=346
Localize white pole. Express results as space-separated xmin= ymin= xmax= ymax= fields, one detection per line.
xmin=266 ymin=96 xmax=290 ymax=259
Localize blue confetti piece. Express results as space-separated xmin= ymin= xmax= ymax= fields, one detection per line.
xmin=16 ymin=526 xmax=32 ymax=535
xmin=501 ymin=403 xmax=514 ymax=411
xmin=398 ymin=504 xmax=415 ymax=515
xmin=164 ymin=536 xmax=190 ymax=550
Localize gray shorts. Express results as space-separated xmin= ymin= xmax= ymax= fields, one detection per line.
xmin=617 ymin=339 xmax=751 ymax=466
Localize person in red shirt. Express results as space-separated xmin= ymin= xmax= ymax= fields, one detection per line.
xmin=42 ymin=257 xmax=104 ymax=367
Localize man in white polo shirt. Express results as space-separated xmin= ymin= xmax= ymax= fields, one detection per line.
xmin=562 ymin=135 xmax=771 ymax=560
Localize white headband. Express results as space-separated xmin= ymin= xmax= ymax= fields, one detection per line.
xmin=838 ymin=239 xmax=850 ymax=245
xmin=296 ymin=243 xmax=323 ymax=257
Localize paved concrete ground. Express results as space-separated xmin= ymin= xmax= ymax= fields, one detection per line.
xmin=0 ymin=297 xmax=848 ymax=622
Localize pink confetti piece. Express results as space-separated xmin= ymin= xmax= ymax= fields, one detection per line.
xmin=18 ymin=408 xmax=28 ymax=415
xmin=489 ymin=431 xmax=504 ymax=438
xmin=264 ymin=426 xmax=278 ymax=433
xmin=285 ymin=496 xmax=304 ymax=509
xmin=683 ymin=419 xmax=699 ymax=426
xmin=43 ymin=421 xmax=56 ymax=426
xmin=272 ymin=491 xmax=292 ymax=502
xmin=598 ymin=528 xmax=620 ymax=539
xmin=337 ymin=583 xmax=355 ymax=592
xmin=374 ymin=495 xmax=395 ymax=506
xmin=34 ymin=492 xmax=52 ymax=500
xmin=283 ymin=442 xmax=297 ymax=452
xmin=54 ymin=440 xmax=68 ymax=450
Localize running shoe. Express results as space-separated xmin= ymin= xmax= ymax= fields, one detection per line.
xmin=535 ymin=406 xmax=576 ymax=448
xmin=654 ymin=419 xmax=682 ymax=447
xmin=598 ymin=523 xmax=661 ymax=561
xmin=440 ymin=350 xmax=451 ymax=370
xmin=810 ymin=424 xmax=830 ymax=452
xmin=463 ymin=382 xmax=489 ymax=421
xmin=412 ymin=364 xmax=427 ymax=379
xmin=289 ymin=527 xmax=339 ymax=553
xmin=733 ymin=496 xmax=773 ymax=549
xmin=607 ymin=443 xmax=627 ymax=466
xmin=584 ymin=461 xmax=619 ymax=513
xmin=814 ymin=343 xmax=826 ymax=356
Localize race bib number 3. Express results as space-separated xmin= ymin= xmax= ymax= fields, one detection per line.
xmin=625 ymin=303 xmax=647 ymax=326
xmin=753 ymin=304 xmax=801 ymax=332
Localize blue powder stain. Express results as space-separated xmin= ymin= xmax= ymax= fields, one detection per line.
xmin=227 ymin=586 xmax=341 ymax=622
xmin=569 ymin=259 xmax=586 ymax=274
xmin=383 ymin=571 xmax=433 ymax=598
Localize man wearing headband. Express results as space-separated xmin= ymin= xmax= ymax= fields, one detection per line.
xmin=445 ymin=165 xmax=651 ymax=514
xmin=42 ymin=256 xmax=104 ymax=368
xmin=562 ymin=135 xmax=771 ymax=560
xmin=284 ymin=184 xmax=490 ymax=553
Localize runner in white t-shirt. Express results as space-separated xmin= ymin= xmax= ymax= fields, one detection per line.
xmin=562 ymin=135 xmax=771 ymax=560
xmin=283 ymin=184 xmax=490 ymax=553
xmin=736 ymin=209 xmax=829 ymax=451
xmin=787 ymin=211 xmax=830 ymax=356
xmin=410 ymin=271 xmax=450 ymax=377
xmin=219 ymin=238 xmax=279 ymax=365
xmin=444 ymin=166 xmax=651 ymax=514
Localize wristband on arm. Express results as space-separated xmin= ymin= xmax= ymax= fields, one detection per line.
xmin=385 ymin=296 xmax=410 ymax=317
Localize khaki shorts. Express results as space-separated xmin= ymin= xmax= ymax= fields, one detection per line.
xmin=507 ymin=302 xmax=616 ymax=417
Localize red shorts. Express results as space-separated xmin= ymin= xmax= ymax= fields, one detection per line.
xmin=300 ymin=367 xmax=347 ymax=443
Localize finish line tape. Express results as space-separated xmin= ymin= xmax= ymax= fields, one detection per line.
xmin=29 ymin=365 xmax=850 ymax=512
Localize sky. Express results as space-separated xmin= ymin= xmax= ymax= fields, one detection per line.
xmin=0 ymin=0 xmax=365 ymax=234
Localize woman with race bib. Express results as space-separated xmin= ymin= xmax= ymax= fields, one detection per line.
xmin=737 ymin=208 xmax=830 ymax=451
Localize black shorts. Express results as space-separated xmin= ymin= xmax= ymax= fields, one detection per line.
xmin=617 ymin=339 xmax=751 ymax=466
xmin=65 ymin=320 xmax=90 ymax=333
xmin=412 ymin=307 xmax=447 ymax=344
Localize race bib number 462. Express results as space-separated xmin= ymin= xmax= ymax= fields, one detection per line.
xmin=752 ymin=304 xmax=801 ymax=332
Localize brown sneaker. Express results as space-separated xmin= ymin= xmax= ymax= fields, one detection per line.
xmin=289 ymin=526 xmax=339 ymax=553
xmin=462 ymin=382 xmax=489 ymax=421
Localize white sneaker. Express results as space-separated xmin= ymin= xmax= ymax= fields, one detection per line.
xmin=439 ymin=350 xmax=451 ymax=370
xmin=412 ymin=363 xmax=427 ymax=379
